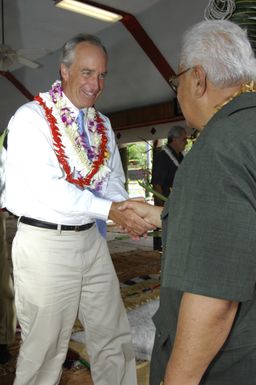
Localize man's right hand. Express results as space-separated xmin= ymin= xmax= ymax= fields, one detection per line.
xmin=108 ymin=201 xmax=156 ymax=239
xmin=118 ymin=200 xmax=163 ymax=229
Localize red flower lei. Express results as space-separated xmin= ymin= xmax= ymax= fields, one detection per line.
xmin=34 ymin=95 xmax=109 ymax=189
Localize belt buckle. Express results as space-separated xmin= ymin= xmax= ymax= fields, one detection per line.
xmin=74 ymin=225 xmax=80 ymax=232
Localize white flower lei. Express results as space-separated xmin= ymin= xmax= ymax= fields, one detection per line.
xmin=37 ymin=80 xmax=110 ymax=191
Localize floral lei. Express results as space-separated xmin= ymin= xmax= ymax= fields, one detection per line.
xmin=34 ymin=81 xmax=110 ymax=190
xmin=214 ymin=80 xmax=256 ymax=112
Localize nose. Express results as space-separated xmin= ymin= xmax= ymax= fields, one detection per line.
xmin=89 ymin=75 xmax=102 ymax=93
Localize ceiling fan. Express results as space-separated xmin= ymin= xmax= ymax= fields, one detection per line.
xmin=0 ymin=0 xmax=40 ymax=71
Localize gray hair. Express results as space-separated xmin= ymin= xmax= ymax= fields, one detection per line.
xmin=180 ymin=20 xmax=256 ymax=88
xmin=60 ymin=33 xmax=107 ymax=68
xmin=167 ymin=125 xmax=186 ymax=143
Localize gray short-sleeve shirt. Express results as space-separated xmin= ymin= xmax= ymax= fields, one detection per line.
xmin=152 ymin=93 xmax=256 ymax=385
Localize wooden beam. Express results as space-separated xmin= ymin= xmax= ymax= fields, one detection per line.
xmin=76 ymin=1 xmax=176 ymax=83
xmin=112 ymin=115 xmax=185 ymax=131
xmin=121 ymin=14 xmax=175 ymax=83
xmin=108 ymin=101 xmax=184 ymax=131
xmin=0 ymin=71 xmax=34 ymax=100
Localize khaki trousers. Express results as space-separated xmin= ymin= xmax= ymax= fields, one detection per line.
xmin=0 ymin=211 xmax=16 ymax=344
xmin=12 ymin=222 xmax=137 ymax=385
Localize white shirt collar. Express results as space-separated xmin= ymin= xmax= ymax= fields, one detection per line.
xmin=61 ymin=92 xmax=88 ymax=119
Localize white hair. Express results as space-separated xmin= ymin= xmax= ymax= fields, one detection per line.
xmin=180 ymin=20 xmax=256 ymax=87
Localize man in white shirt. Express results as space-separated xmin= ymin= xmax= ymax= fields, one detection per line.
xmin=6 ymin=34 xmax=153 ymax=385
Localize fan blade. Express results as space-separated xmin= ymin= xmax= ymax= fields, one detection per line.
xmin=17 ymin=55 xmax=40 ymax=69
xmin=0 ymin=70 xmax=34 ymax=100
xmin=17 ymin=48 xmax=49 ymax=56
xmin=0 ymin=54 xmax=14 ymax=71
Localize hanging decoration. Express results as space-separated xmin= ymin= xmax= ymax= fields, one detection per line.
xmin=230 ymin=0 xmax=256 ymax=53
xmin=204 ymin=0 xmax=236 ymax=20
xmin=204 ymin=0 xmax=256 ymax=54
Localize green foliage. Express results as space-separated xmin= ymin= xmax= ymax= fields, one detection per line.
xmin=138 ymin=180 xmax=167 ymax=203
xmin=127 ymin=142 xmax=148 ymax=169
xmin=230 ymin=0 xmax=256 ymax=53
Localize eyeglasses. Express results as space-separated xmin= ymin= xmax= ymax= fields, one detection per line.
xmin=169 ymin=67 xmax=192 ymax=94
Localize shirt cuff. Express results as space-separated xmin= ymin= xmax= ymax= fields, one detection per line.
xmin=88 ymin=196 xmax=112 ymax=221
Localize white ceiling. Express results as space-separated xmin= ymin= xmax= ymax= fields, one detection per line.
xmin=0 ymin=0 xmax=208 ymax=132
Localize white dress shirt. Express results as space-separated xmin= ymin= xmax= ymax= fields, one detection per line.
xmin=5 ymin=92 xmax=128 ymax=225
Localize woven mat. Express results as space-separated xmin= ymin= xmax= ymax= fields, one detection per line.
xmin=111 ymin=250 xmax=161 ymax=283
xmin=121 ymin=275 xmax=160 ymax=310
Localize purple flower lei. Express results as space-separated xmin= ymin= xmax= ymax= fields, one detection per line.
xmin=49 ymin=82 xmax=76 ymax=127
xmin=48 ymin=81 xmax=109 ymax=189
xmin=49 ymin=81 xmax=97 ymax=159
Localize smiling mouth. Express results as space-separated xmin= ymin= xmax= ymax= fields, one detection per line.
xmin=82 ymin=90 xmax=97 ymax=98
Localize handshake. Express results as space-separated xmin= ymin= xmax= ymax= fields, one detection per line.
xmin=108 ymin=199 xmax=163 ymax=239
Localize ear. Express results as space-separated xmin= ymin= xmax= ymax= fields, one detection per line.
xmin=193 ymin=65 xmax=207 ymax=98
xmin=60 ymin=63 xmax=69 ymax=82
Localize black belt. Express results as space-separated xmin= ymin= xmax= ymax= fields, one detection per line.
xmin=19 ymin=217 xmax=94 ymax=232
